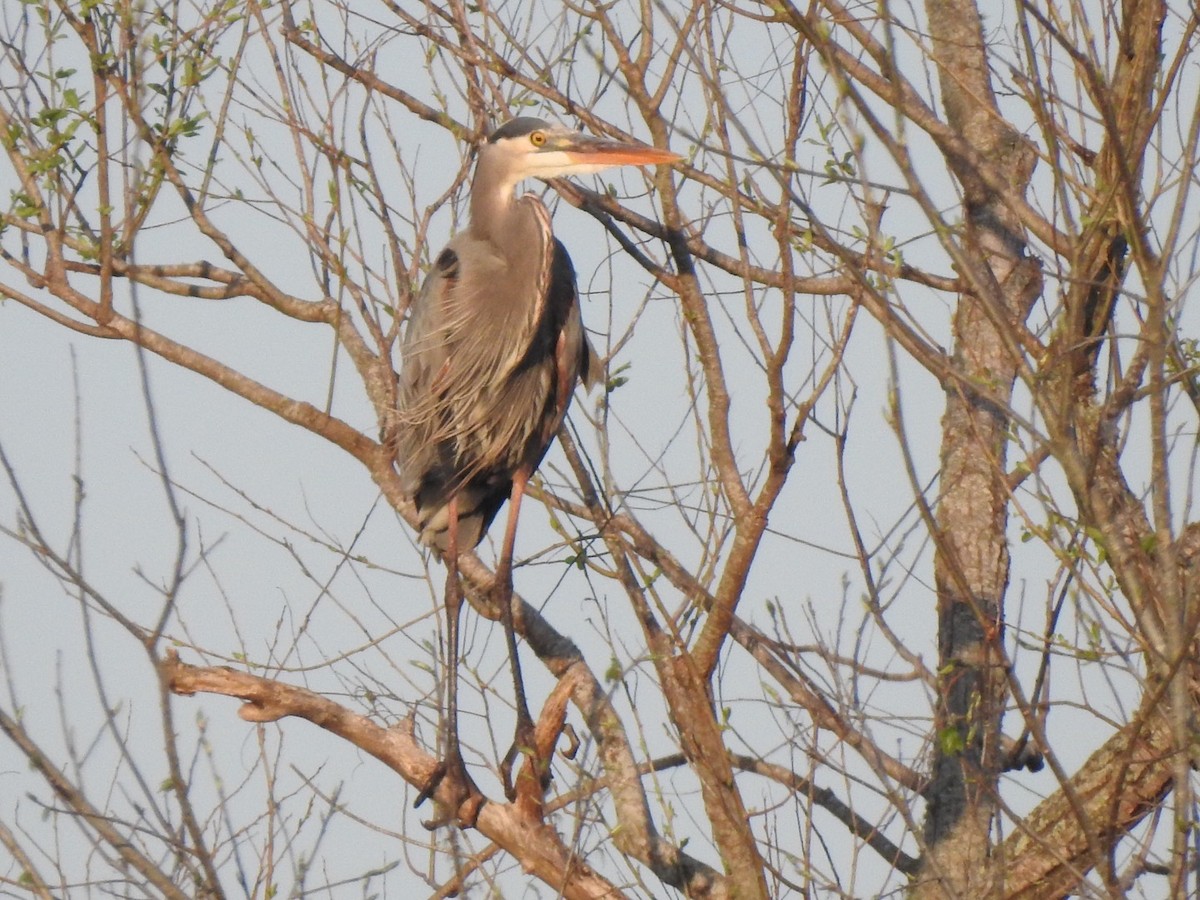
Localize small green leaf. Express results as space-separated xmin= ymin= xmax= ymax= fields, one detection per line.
xmin=938 ymin=727 xmax=965 ymax=756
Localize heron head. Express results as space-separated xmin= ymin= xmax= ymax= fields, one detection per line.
xmin=484 ymin=117 xmax=681 ymax=182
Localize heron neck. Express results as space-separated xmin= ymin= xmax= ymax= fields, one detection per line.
xmin=469 ymin=157 xmax=524 ymax=246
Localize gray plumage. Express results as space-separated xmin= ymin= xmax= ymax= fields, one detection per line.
xmin=393 ymin=118 xmax=678 ymax=817
xmin=394 ymin=117 xmax=677 ymax=552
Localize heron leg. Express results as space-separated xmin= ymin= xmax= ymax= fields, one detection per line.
xmin=415 ymin=496 xmax=484 ymax=829
xmin=493 ymin=468 xmax=545 ymax=804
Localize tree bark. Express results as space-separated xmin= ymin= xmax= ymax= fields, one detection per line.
xmin=917 ymin=0 xmax=1041 ymax=893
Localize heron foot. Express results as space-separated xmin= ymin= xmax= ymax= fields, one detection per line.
xmin=500 ymin=717 xmax=550 ymax=805
xmin=416 ymin=751 xmax=485 ymax=830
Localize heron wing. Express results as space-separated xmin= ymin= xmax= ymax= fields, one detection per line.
xmin=395 ymin=202 xmax=590 ymax=551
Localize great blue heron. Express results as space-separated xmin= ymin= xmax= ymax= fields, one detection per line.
xmin=394 ymin=117 xmax=679 ymax=823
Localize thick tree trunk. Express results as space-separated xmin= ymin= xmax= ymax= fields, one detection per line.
xmin=916 ymin=0 xmax=1040 ymax=893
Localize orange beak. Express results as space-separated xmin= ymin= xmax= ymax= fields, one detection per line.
xmin=558 ymin=133 xmax=682 ymax=167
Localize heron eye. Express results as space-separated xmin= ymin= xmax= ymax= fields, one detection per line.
xmin=530 ymin=131 xmax=547 ymax=147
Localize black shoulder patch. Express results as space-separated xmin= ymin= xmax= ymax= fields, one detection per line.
xmin=435 ymin=247 xmax=459 ymax=278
